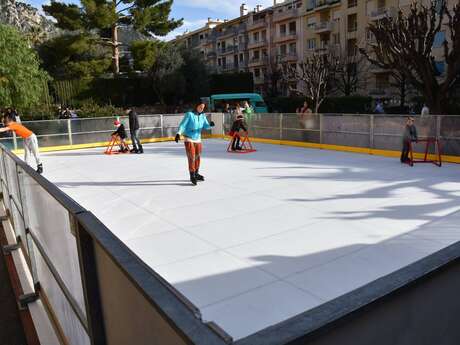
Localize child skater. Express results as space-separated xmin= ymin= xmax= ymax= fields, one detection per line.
xmin=0 ymin=115 xmax=43 ymax=173
xmin=229 ymin=114 xmax=247 ymax=151
xmin=112 ymin=120 xmax=129 ymax=153
xmin=401 ymin=116 xmax=418 ymax=163
xmin=175 ymin=102 xmax=215 ymax=185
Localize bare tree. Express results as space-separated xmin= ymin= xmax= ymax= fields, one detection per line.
xmin=280 ymin=54 xmax=338 ymax=114
xmin=361 ymin=1 xmax=460 ymax=114
xmin=335 ymin=48 xmax=368 ymax=96
xmin=263 ymin=57 xmax=283 ymax=98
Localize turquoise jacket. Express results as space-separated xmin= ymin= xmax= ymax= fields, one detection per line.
xmin=177 ymin=112 xmax=211 ymax=141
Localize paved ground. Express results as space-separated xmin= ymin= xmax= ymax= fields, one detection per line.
xmin=42 ymin=139 xmax=460 ymax=340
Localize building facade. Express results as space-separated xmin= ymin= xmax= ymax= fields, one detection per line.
xmin=172 ymin=0 xmax=451 ymax=102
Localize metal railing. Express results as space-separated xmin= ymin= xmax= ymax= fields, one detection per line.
xmin=0 ymin=125 xmax=227 ymax=344
xmin=0 ymin=114 xmax=187 ymax=151
xmin=2 ymin=113 xmax=459 ymax=158
xmin=222 ymin=113 xmax=460 ymax=157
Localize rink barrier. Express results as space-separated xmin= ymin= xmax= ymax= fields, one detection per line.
xmin=2 ymin=116 xmax=460 ymax=344
xmin=0 ymin=141 xmax=231 ymax=345
xmin=3 ymin=113 xmax=459 ymax=163
xmin=10 ymin=133 xmax=460 ymax=164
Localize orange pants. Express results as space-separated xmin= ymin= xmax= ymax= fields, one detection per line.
xmin=184 ymin=142 xmax=202 ymax=172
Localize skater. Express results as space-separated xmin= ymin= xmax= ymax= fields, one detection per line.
xmin=0 ymin=116 xmax=43 ymax=173
xmin=400 ymin=116 xmax=418 ymax=164
xmin=125 ymin=107 xmax=143 ymax=154
xmin=112 ymin=120 xmax=129 ymax=153
xmin=229 ymin=114 xmax=247 ymax=151
xmin=175 ymin=102 xmax=215 ymax=185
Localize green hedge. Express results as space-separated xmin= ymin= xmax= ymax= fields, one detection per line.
xmin=266 ymin=95 xmax=373 ymax=113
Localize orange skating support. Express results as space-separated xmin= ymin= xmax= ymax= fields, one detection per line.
xmin=227 ymin=131 xmax=256 ymax=154
xmin=104 ymin=136 xmax=130 ymax=155
xmin=406 ymin=137 xmax=442 ymax=167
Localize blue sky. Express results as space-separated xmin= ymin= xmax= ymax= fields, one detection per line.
xmin=24 ymin=0 xmax=275 ymax=40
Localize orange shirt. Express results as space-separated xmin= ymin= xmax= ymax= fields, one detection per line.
xmin=7 ymin=122 xmax=33 ymax=139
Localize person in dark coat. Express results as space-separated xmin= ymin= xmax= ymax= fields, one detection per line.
xmin=229 ymin=114 xmax=248 ymax=151
xmin=125 ymin=107 xmax=143 ymax=153
xmin=401 ymin=117 xmax=418 ymax=163
xmin=112 ymin=120 xmax=129 ymax=152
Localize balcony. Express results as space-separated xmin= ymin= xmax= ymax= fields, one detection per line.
xmin=279 ymin=52 xmax=298 ymax=62
xmin=369 ymin=66 xmax=391 ymax=74
xmin=273 ymin=8 xmax=299 ymax=22
xmin=218 ymin=46 xmax=237 ymax=55
xmin=369 ymin=6 xmax=397 ymax=21
xmin=247 ymin=39 xmax=268 ymax=49
xmin=216 ymin=28 xmax=238 ymax=39
xmin=206 ymin=51 xmax=217 ymax=58
xmin=248 ymin=56 xmax=269 ymax=67
xmin=247 ymin=18 xmax=267 ymax=31
xmin=274 ymin=32 xmax=297 ymax=43
xmin=369 ymin=88 xmax=389 ymax=97
xmin=314 ymin=21 xmax=334 ymax=33
xmin=219 ymin=65 xmax=238 ymax=73
xmin=253 ymin=75 xmax=265 ymax=85
xmin=315 ymin=0 xmax=341 ymax=11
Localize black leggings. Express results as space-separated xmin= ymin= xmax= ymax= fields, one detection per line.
xmin=231 ymin=135 xmax=241 ymax=150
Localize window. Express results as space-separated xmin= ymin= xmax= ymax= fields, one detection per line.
xmin=239 ymin=53 xmax=244 ymax=62
xmin=254 ymin=68 xmax=261 ymax=78
xmin=280 ymin=24 xmax=287 ymax=36
xmin=433 ymin=31 xmax=445 ymax=48
xmin=289 ymin=42 xmax=297 ymax=54
xmin=262 ymin=30 xmax=267 ymax=41
xmin=376 ymin=74 xmax=389 ymax=89
xmin=307 ymin=38 xmax=316 ymax=50
xmin=222 ymin=57 xmax=227 ymax=67
xmin=333 ymin=33 xmax=340 ymax=45
xmin=254 ymin=50 xmax=260 ymax=60
xmin=347 ymin=38 xmax=357 ymax=56
xmin=253 ymin=32 xmax=260 ymax=42
xmin=218 ymin=58 xmax=222 ymax=66
xmin=348 ymin=0 xmax=357 ymax=8
xmin=262 ymin=48 xmax=268 ymax=57
xmin=199 ymin=34 xmax=204 ymax=40
xmin=280 ymin=44 xmax=287 ymax=55
xmin=239 ymin=35 xmax=244 ymax=43
xmin=234 ymin=55 xmax=239 ymax=68
xmin=289 ymin=22 xmax=296 ymax=34
xmin=348 ymin=14 xmax=357 ymax=32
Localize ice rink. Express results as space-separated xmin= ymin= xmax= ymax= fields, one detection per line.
xmin=42 ymin=139 xmax=460 ymax=340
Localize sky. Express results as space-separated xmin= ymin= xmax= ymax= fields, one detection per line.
xmin=24 ymin=0 xmax=277 ymax=40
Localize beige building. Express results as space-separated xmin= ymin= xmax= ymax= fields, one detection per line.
xmin=172 ymin=0 xmax=452 ymax=101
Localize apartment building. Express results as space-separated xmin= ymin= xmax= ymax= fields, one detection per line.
xmin=172 ymin=0 xmax=453 ymax=101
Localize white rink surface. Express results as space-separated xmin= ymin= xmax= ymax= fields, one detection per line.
xmin=42 ymin=139 xmax=460 ymax=340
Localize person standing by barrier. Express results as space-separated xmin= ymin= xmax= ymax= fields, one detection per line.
xmin=0 ymin=116 xmax=43 ymax=174
xmin=125 ymin=107 xmax=143 ymax=154
xmin=401 ymin=117 xmax=418 ymax=164
xmin=242 ymin=101 xmax=254 ymax=123
xmin=175 ymin=102 xmax=215 ymax=185
xmin=421 ymin=104 xmax=430 ymax=117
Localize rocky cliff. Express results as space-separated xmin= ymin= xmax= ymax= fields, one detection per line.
xmin=0 ymin=0 xmax=54 ymax=38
